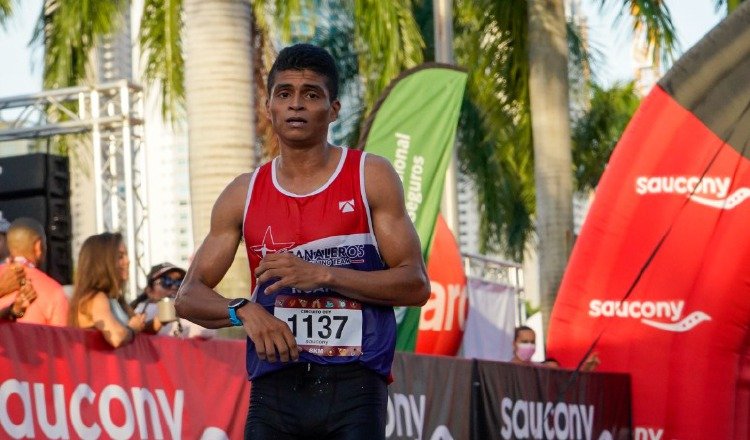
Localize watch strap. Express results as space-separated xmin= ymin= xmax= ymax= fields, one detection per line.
xmin=228 ymin=298 xmax=249 ymax=326
xmin=228 ymin=307 xmax=242 ymax=326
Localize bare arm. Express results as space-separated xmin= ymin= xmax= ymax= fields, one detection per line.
xmin=175 ymin=173 xmax=299 ymax=363
xmin=88 ymin=293 xmax=143 ymax=348
xmin=174 ymin=174 xmax=248 ymax=328
xmin=257 ymin=154 xmax=430 ymax=307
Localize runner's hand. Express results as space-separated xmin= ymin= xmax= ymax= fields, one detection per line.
xmin=0 ymin=264 xmax=26 ymax=298
xmin=240 ymin=301 xmax=299 ymax=363
xmin=256 ymin=253 xmax=327 ymax=294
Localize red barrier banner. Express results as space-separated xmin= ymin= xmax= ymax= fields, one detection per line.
xmin=0 ymin=322 xmax=249 ymax=439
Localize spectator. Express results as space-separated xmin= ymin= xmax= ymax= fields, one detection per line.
xmin=68 ymin=232 xmax=146 ymax=347
xmin=0 ymin=218 xmax=68 ymax=325
xmin=510 ymin=325 xmax=537 ymax=365
xmin=130 ymin=262 xmax=216 ymax=338
xmin=0 ymin=213 xmax=10 ymax=261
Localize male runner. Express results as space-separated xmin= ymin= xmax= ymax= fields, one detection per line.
xmin=176 ymin=43 xmax=430 ymax=439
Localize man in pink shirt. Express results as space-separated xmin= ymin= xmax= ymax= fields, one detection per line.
xmin=0 ymin=218 xmax=69 ymax=326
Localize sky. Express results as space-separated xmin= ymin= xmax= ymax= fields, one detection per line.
xmin=0 ymin=0 xmax=727 ymax=99
xmin=580 ymin=0 xmax=724 ymax=86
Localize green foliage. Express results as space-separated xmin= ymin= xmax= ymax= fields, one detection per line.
xmin=139 ymin=0 xmax=184 ymax=122
xmin=453 ymin=0 xmax=533 ymax=262
xmin=450 ymin=0 xmax=677 ymax=263
xmin=352 ymin=0 xmax=425 ymax=113
xmin=0 ymin=0 xmax=14 ymax=27
xmin=32 ymin=0 xmax=124 ymax=89
xmin=600 ymin=0 xmax=678 ymax=67
xmin=716 ymin=0 xmax=747 ymax=13
xmin=572 ymin=81 xmax=641 ymax=191
xmin=524 ymin=299 xmax=540 ymax=319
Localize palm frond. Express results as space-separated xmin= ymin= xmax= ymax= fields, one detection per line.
xmin=352 ymin=0 xmax=425 ymax=114
xmin=567 ymin=17 xmax=597 ymax=111
xmin=453 ymin=0 xmax=535 ymax=261
xmin=139 ymin=0 xmax=184 ymax=121
xmin=0 ymin=0 xmax=14 ymax=27
xmin=572 ymin=81 xmax=640 ymax=191
xmin=600 ymin=0 xmax=678 ymax=67
xmin=33 ymin=0 xmax=124 ymax=89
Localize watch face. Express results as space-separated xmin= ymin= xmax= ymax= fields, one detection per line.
xmin=229 ymin=298 xmax=248 ymax=309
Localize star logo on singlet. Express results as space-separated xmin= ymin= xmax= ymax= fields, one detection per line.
xmin=250 ymin=226 xmax=296 ymax=258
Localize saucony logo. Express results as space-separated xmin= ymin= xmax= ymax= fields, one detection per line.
xmin=641 ymin=311 xmax=711 ymax=332
xmin=635 ymin=176 xmax=750 ymax=210
xmin=689 ymin=187 xmax=750 ymax=210
xmin=589 ymin=299 xmax=711 ymax=333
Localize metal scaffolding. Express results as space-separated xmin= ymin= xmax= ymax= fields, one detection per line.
xmin=463 ymin=252 xmax=526 ymax=325
xmin=0 ymin=80 xmax=150 ymax=297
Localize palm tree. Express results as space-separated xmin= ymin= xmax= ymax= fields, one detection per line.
xmin=449 ymin=0 xmax=678 ymax=334
xmin=18 ymin=0 xmax=423 ymax=299
xmin=181 ymin=0 xmax=255 ymax=298
xmin=572 ymin=81 xmax=641 ymax=192
xmin=527 ymin=0 xmax=575 ymax=336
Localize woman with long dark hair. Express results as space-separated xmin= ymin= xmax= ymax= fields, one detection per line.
xmin=69 ymin=232 xmax=146 ymax=347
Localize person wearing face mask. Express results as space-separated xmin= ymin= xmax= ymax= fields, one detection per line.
xmin=511 ymin=325 xmax=537 ymax=364
xmin=130 ymin=263 xmax=215 ymax=338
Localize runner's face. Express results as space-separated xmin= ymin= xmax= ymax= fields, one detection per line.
xmin=266 ymin=69 xmax=340 ymax=148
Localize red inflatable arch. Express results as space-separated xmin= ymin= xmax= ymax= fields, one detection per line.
xmin=548 ymin=4 xmax=750 ymax=439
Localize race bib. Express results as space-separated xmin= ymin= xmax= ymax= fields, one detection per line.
xmin=274 ymin=295 xmax=363 ymax=357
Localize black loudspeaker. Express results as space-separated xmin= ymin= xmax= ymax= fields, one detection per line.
xmin=0 ymin=154 xmax=73 ymax=285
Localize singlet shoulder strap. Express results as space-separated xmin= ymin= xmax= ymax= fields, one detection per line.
xmin=242 ymin=167 xmax=262 ymax=233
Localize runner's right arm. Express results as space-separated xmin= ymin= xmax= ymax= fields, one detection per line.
xmin=175 ymin=173 xmax=298 ymax=362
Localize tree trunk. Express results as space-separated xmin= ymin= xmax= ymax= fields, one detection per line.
xmin=184 ymin=0 xmax=254 ymax=299
xmin=527 ymin=0 xmax=574 ymax=337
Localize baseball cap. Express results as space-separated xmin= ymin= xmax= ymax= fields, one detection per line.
xmin=147 ymin=262 xmax=186 ymax=284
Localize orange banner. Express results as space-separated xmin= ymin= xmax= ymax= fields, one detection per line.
xmin=415 ymin=215 xmax=468 ymax=355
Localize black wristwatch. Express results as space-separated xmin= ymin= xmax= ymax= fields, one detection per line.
xmin=228 ymin=298 xmax=249 ymax=326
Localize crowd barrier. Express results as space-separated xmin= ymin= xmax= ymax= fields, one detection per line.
xmin=1 ymin=323 xmax=631 ymax=439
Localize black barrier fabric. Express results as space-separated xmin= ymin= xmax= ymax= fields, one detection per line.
xmin=475 ymin=360 xmax=632 ymax=440
xmin=388 ymin=352 xmax=473 ymax=439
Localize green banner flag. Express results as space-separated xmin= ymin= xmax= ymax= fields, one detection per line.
xmin=359 ymin=64 xmax=467 ymax=351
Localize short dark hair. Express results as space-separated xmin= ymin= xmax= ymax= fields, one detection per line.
xmin=267 ymin=43 xmax=340 ymax=101
xmin=514 ymin=325 xmax=535 ymax=341
xmin=7 ymin=217 xmax=46 ymax=250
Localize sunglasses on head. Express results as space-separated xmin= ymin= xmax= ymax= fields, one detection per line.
xmin=156 ymin=276 xmax=183 ymax=289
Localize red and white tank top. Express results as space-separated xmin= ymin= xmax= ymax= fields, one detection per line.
xmin=242 ymin=147 xmax=395 ymax=379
